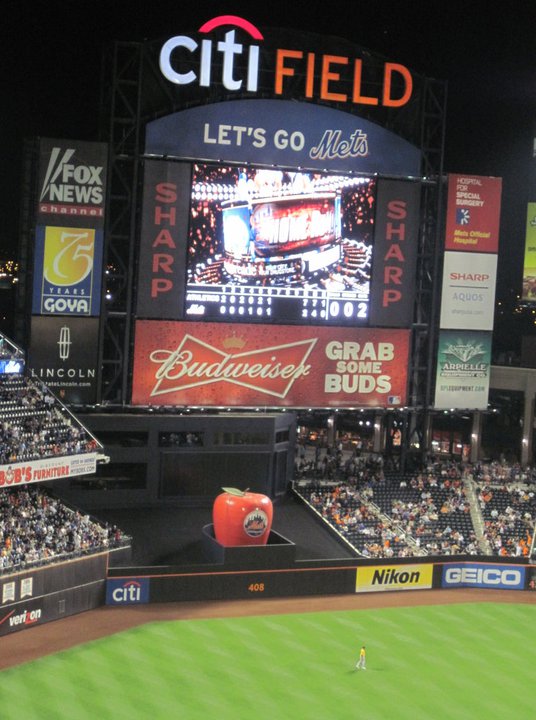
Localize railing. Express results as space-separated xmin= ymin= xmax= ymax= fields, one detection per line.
xmin=0 ymin=536 xmax=132 ymax=576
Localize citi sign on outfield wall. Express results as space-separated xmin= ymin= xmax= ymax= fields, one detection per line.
xmin=131 ymin=320 xmax=410 ymax=408
xmin=106 ymin=578 xmax=150 ymax=605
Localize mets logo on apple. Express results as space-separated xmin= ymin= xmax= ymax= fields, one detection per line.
xmin=244 ymin=509 xmax=270 ymax=538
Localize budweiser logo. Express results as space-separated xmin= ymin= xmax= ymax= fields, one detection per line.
xmin=148 ymin=334 xmax=317 ymax=398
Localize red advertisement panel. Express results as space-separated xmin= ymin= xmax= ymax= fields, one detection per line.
xmin=136 ymin=160 xmax=191 ymax=319
xmin=369 ymin=178 xmax=421 ymax=327
xmin=132 ymin=320 xmax=410 ymax=408
xmin=445 ymin=174 xmax=502 ymax=253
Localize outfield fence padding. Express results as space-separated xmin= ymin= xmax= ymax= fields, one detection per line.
xmin=0 ymin=553 xmax=108 ymax=636
xmin=106 ymin=556 xmax=535 ymax=605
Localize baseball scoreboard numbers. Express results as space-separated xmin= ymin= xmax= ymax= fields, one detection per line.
xmin=184 ymin=163 xmax=376 ymax=327
xmin=137 ymin=160 xmax=420 ymax=330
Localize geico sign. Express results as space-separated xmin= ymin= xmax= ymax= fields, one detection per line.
xmin=160 ymin=16 xmax=412 ymax=108
xmin=444 ymin=567 xmax=522 ymax=587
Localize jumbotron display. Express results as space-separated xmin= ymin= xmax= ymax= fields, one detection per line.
xmin=184 ymin=163 xmax=376 ymax=326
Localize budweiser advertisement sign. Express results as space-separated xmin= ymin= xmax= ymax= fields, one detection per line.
xmin=132 ymin=321 xmax=410 ymax=408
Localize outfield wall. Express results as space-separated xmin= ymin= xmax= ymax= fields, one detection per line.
xmin=106 ymin=557 xmax=535 ymax=606
xmin=0 ymin=553 xmax=109 ymax=636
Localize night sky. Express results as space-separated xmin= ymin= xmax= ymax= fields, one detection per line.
xmin=2 ymin=0 xmax=535 ymax=303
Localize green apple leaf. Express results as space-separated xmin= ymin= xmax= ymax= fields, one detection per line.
xmin=221 ymin=487 xmax=246 ymax=496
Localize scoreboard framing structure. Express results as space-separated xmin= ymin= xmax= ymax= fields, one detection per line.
xmin=18 ymin=15 xmax=450 ymax=477
xmin=99 ymin=18 xmax=447 ymax=412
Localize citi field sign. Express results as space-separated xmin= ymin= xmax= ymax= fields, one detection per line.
xmin=151 ymin=17 xmax=421 ymax=176
xmin=159 ymin=15 xmax=413 ymax=108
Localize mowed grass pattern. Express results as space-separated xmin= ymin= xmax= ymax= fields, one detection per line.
xmin=0 ymin=602 xmax=535 ymax=719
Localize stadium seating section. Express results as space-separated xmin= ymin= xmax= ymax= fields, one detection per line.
xmin=0 ymin=326 xmax=535 ymax=575
xmin=294 ymin=447 xmax=536 ymax=559
xmin=0 ymin=333 xmax=128 ymax=574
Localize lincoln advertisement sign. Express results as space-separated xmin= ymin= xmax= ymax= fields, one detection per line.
xmin=131 ymin=321 xmax=410 ymax=408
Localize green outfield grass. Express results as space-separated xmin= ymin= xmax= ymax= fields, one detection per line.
xmin=0 ymin=601 xmax=535 ymax=719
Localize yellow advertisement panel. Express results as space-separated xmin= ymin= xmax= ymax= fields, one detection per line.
xmin=356 ymin=564 xmax=433 ymax=593
xmin=522 ymin=202 xmax=536 ymax=300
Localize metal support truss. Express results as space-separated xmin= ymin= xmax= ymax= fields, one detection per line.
xmin=98 ymin=42 xmax=144 ymax=403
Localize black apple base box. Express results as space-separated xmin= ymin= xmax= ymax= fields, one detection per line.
xmin=202 ymin=524 xmax=296 ymax=569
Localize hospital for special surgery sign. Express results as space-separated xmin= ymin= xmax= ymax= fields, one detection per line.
xmin=444 ymin=174 xmax=502 ymax=253
xmin=131 ymin=320 xmax=410 ymax=408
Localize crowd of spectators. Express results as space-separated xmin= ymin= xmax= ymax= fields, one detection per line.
xmin=0 ymin=485 xmax=128 ymax=574
xmin=472 ymin=460 xmax=536 ymax=484
xmin=305 ymin=482 xmax=417 ymax=557
xmin=0 ymin=335 xmax=127 ymax=576
xmin=295 ymin=446 xmax=536 ymax=559
xmin=377 ymin=468 xmax=479 ymax=556
xmin=0 ymin=372 xmax=101 ymax=465
xmin=477 ymin=481 xmax=534 ymax=557
xmin=295 ymin=442 xmax=384 ymax=484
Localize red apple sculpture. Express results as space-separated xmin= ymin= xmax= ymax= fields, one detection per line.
xmin=213 ymin=487 xmax=273 ymax=546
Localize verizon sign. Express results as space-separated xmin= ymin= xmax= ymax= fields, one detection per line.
xmin=132 ymin=320 xmax=410 ymax=407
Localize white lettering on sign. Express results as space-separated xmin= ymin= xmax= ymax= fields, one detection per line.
xmin=444 ymin=567 xmax=522 ymax=586
xmin=159 ymin=16 xmax=413 ymax=108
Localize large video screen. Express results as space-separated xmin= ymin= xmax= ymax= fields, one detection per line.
xmin=185 ymin=163 xmax=376 ymax=326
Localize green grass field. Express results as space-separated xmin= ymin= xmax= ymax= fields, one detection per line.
xmin=0 ymin=602 xmax=534 ymax=719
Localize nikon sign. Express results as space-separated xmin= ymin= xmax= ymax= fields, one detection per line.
xmin=356 ymin=564 xmax=433 ymax=593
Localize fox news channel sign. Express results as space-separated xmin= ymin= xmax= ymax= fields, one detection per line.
xmin=37 ymin=139 xmax=107 ymax=227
